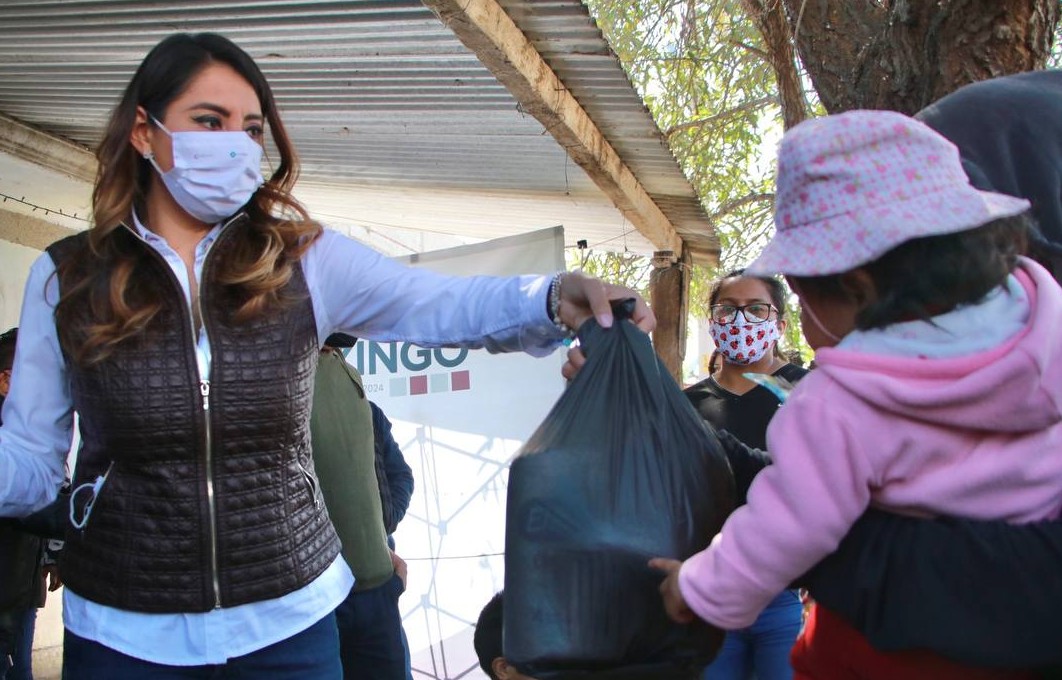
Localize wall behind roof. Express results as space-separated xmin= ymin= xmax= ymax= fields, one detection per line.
xmin=0 ymin=236 xmax=41 ymax=331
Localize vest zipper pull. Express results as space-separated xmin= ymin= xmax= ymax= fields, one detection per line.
xmin=200 ymin=380 xmax=210 ymax=411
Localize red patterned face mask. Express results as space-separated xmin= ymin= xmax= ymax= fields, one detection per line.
xmin=709 ymin=311 xmax=781 ymax=365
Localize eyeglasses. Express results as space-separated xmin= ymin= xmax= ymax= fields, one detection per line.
xmin=709 ymin=303 xmax=776 ymax=324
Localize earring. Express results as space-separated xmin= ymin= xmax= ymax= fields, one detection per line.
xmin=142 ymin=151 xmax=154 ymax=160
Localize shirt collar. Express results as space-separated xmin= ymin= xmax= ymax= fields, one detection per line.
xmin=130 ymin=208 xmax=224 ymax=251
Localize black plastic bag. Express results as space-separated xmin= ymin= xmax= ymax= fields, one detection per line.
xmin=504 ymin=300 xmax=735 ymax=679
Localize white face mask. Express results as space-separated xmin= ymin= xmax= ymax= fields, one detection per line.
xmin=144 ymin=116 xmax=264 ymax=224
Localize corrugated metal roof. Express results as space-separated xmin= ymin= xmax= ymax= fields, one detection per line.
xmin=500 ymin=0 xmax=718 ymax=260
xmin=0 ymin=0 xmax=717 ymax=261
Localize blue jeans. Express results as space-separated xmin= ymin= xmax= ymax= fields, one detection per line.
xmin=334 ymin=573 xmax=406 ymax=680
xmin=61 ymin=611 xmax=341 ymax=679
xmin=703 ymin=590 xmax=803 ymax=680
xmin=400 ymin=627 xmax=412 ymax=680
xmin=1 ymin=607 xmax=36 ymax=680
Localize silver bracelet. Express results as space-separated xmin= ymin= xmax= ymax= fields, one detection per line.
xmin=548 ymin=272 xmax=574 ymax=338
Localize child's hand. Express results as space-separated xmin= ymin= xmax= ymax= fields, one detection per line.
xmin=649 ymin=557 xmax=696 ymax=624
xmin=561 ymin=344 xmax=586 ymax=381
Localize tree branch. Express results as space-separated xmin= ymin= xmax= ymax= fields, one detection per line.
xmin=743 ymin=0 xmax=810 ymax=128
xmin=664 ymin=96 xmax=777 ymax=138
xmin=707 ymin=192 xmax=775 ymax=223
xmin=728 ymin=38 xmax=770 ymax=61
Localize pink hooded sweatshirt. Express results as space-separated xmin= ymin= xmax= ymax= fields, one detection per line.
xmin=678 ymin=259 xmax=1062 ymax=630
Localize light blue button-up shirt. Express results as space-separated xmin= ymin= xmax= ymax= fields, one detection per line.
xmin=0 ymin=217 xmax=562 ymax=664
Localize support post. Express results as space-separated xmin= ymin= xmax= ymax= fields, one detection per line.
xmin=649 ymin=249 xmax=690 ymax=384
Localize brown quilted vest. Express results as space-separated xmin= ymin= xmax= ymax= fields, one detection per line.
xmin=48 ymin=216 xmax=340 ymax=613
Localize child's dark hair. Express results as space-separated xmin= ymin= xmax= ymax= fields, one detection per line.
xmin=791 ymin=214 xmax=1029 ymax=330
xmin=474 ymin=591 xmax=504 ymax=680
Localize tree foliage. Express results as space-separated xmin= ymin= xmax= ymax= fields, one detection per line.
xmin=588 ymin=0 xmax=787 ymax=279
xmin=582 ymin=0 xmax=1061 ymax=367
xmin=582 ymin=0 xmax=805 ymax=366
xmin=586 ymin=0 xmax=1060 ymax=275
xmin=577 ymin=0 xmax=810 ymax=364
xmin=567 ymin=247 xmax=653 ymax=299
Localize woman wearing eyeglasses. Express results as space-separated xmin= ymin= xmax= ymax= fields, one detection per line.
xmin=684 ymin=269 xmax=804 ymax=680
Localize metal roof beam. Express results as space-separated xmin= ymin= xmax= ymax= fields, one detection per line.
xmin=0 ymin=112 xmax=96 ymax=184
xmin=423 ymin=0 xmax=684 ymax=256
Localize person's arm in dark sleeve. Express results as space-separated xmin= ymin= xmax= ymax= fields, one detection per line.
xmin=370 ymin=402 xmax=414 ymax=528
xmin=715 ymin=428 xmax=771 ymax=507
xmin=801 ymin=508 xmax=1062 ymax=669
xmin=17 ymin=489 xmax=68 ymax=540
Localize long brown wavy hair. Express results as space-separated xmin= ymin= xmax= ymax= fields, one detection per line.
xmin=54 ymin=33 xmax=322 ymax=365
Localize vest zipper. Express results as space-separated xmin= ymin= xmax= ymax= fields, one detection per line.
xmin=195 ymin=214 xmax=245 ymax=610
xmin=200 ymin=377 xmax=222 ymax=609
xmin=122 ymin=214 xmax=243 ymax=611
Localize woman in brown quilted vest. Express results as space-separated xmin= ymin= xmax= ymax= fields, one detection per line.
xmin=0 ymin=32 xmax=653 ymax=678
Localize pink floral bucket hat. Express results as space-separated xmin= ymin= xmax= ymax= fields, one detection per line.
xmin=746 ymin=110 xmax=1031 ymax=276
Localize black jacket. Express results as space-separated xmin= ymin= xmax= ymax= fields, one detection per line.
xmin=917 ymin=69 xmax=1062 ymax=278
xmin=0 ymin=398 xmax=43 ymax=654
xmin=803 ymin=509 xmax=1062 ymax=669
xmin=0 ymin=521 xmax=42 ymax=655
xmin=369 ymin=402 xmax=413 ymax=536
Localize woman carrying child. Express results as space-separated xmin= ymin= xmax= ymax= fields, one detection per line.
xmin=653 ymin=110 xmax=1062 ymax=679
